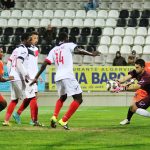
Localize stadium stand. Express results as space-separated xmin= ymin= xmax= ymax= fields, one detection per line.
xmin=0 ymin=0 xmax=150 ymax=67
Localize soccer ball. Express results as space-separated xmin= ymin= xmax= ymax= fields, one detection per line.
xmin=106 ymin=80 xmax=119 ymax=91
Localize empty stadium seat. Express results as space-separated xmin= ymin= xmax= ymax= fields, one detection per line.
xmin=1 ymin=10 xmax=11 ymax=18
xmin=127 ymin=18 xmax=137 ymax=27
xmin=134 ymin=36 xmax=145 ymax=45
xmin=111 ymin=36 xmax=122 ymax=45
xmin=141 ymin=10 xmax=150 ymax=18
xmin=73 ymin=19 xmax=83 ymax=27
xmin=29 ymin=19 xmax=40 ymax=27
xmin=108 ymin=10 xmax=119 ymax=18
xmin=26 ymin=27 xmax=35 ymax=33
xmin=40 ymin=19 xmax=50 ymax=27
xmin=88 ymin=36 xmax=99 ymax=45
xmin=119 ymin=10 xmax=129 ymax=18
xmin=43 ymin=10 xmax=53 ymax=18
xmin=18 ymin=19 xmax=28 ymax=27
xmin=109 ymin=45 xmax=120 ymax=54
xmin=51 ymin=18 xmax=62 ymax=27
xmin=7 ymin=19 xmax=18 ymax=27
xmin=117 ymin=18 xmax=126 ymax=27
xmin=22 ymin=10 xmax=32 ymax=18
xmin=132 ymin=45 xmax=143 ymax=54
xmin=95 ymin=19 xmax=105 ymax=27
xmin=125 ymin=27 xmax=136 ymax=36
xmin=11 ymin=35 xmax=21 ymax=45
xmin=92 ymin=27 xmax=102 ymax=36
xmin=32 ymin=10 xmax=43 ymax=18
xmin=130 ymin=10 xmax=140 ymax=18
xmin=97 ymin=45 xmax=109 ymax=54
xmin=59 ymin=27 xmax=69 ymax=34
xmin=86 ymin=10 xmax=97 ymax=18
xmin=145 ymin=36 xmax=150 ymax=45
xmin=81 ymin=27 xmax=91 ymax=36
xmin=114 ymin=27 xmax=125 ymax=36
xmin=106 ymin=19 xmax=117 ymax=27
xmin=54 ymin=10 xmax=65 ymax=18
xmin=103 ymin=27 xmax=113 ymax=36
xmin=62 ymin=19 xmax=72 ymax=27
xmin=4 ymin=27 xmax=14 ymax=36
xmin=65 ymin=10 xmax=75 ymax=18
xmin=123 ymin=36 xmax=134 ymax=45
xmin=120 ymin=45 xmax=131 ymax=54
xmin=70 ymin=27 xmax=80 ymax=36
xmin=76 ymin=10 xmax=86 ymax=18
xmin=11 ymin=10 xmax=22 ymax=18
xmin=84 ymin=19 xmax=94 ymax=27
xmin=77 ymin=36 xmax=88 ymax=45
xmin=139 ymin=19 xmax=149 ymax=27
xmin=100 ymin=36 xmax=111 ymax=45
xmin=97 ymin=10 xmax=108 ymax=19
xmin=0 ymin=19 xmax=7 ymax=27
xmin=137 ymin=27 xmax=147 ymax=36
xmin=15 ymin=27 xmax=24 ymax=36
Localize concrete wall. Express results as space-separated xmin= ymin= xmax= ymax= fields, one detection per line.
xmin=1 ymin=92 xmax=134 ymax=106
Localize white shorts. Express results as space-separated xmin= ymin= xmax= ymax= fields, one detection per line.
xmin=32 ymin=83 xmax=38 ymax=93
xmin=10 ymin=80 xmax=35 ymax=100
xmin=56 ymin=78 xmax=82 ymax=97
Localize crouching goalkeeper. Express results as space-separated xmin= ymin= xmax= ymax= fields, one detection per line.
xmin=113 ymin=59 xmax=150 ymax=125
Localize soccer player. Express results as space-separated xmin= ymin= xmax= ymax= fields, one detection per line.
xmin=113 ymin=59 xmax=150 ymax=125
xmin=30 ymin=32 xmax=100 ymax=130
xmin=12 ymin=31 xmax=41 ymax=125
xmin=0 ymin=48 xmax=14 ymax=113
xmin=3 ymin=32 xmax=37 ymax=126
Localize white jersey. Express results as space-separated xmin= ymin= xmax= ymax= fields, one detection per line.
xmin=27 ymin=45 xmax=39 ymax=79
xmin=8 ymin=44 xmax=29 ymax=81
xmin=45 ymin=42 xmax=77 ymax=81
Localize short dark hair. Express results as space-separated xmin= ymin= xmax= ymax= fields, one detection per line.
xmin=21 ymin=32 xmax=31 ymax=42
xmin=58 ymin=32 xmax=68 ymax=42
xmin=31 ymin=31 xmax=39 ymax=36
xmin=135 ymin=59 xmax=145 ymax=67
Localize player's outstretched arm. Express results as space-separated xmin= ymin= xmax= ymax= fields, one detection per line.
xmin=30 ymin=61 xmax=48 ymax=86
xmin=0 ymin=75 xmax=14 ymax=82
xmin=74 ymin=47 xmax=100 ymax=56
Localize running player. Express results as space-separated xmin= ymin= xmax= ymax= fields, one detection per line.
xmin=12 ymin=31 xmax=41 ymax=125
xmin=112 ymin=59 xmax=150 ymax=125
xmin=3 ymin=32 xmax=37 ymax=126
xmin=30 ymin=32 xmax=100 ymax=130
xmin=0 ymin=48 xmax=14 ymax=113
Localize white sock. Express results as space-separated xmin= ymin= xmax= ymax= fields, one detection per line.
xmin=136 ymin=108 xmax=150 ymax=117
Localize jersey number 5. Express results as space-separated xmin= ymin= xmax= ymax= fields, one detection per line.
xmin=55 ymin=51 xmax=64 ymax=65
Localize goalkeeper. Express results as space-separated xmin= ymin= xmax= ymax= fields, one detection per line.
xmin=113 ymin=59 xmax=150 ymax=125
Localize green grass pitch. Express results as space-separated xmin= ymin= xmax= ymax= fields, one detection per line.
xmin=0 ymin=106 xmax=150 ymax=150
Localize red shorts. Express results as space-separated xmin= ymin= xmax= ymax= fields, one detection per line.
xmin=133 ymin=89 xmax=148 ymax=102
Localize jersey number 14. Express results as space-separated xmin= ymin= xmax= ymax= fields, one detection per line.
xmin=55 ymin=51 xmax=64 ymax=65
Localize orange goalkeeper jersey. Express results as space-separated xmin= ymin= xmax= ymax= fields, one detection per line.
xmin=0 ymin=60 xmax=4 ymax=76
xmin=133 ymin=89 xmax=148 ymax=102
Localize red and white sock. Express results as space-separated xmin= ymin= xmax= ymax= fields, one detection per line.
xmin=5 ymin=99 xmax=18 ymax=121
xmin=17 ymin=98 xmax=30 ymax=115
xmin=53 ymin=99 xmax=64 ymax=118
xmin=62 ymin=100 xmax=80 ymax=122
xmin=29 ymin=97 xmax=38 ymax=122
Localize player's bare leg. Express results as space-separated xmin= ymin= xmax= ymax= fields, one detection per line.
xmin=58 ymin=93 xmax=83 ymax=130
xmin=3 ymin=99 xmax=18 ymax=126
xmin=51 ymin=94 xmax=67 ymax=128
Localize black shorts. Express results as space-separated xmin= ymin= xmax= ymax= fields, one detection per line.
xmin=136 ymin=96 xmax=150 ymax=109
